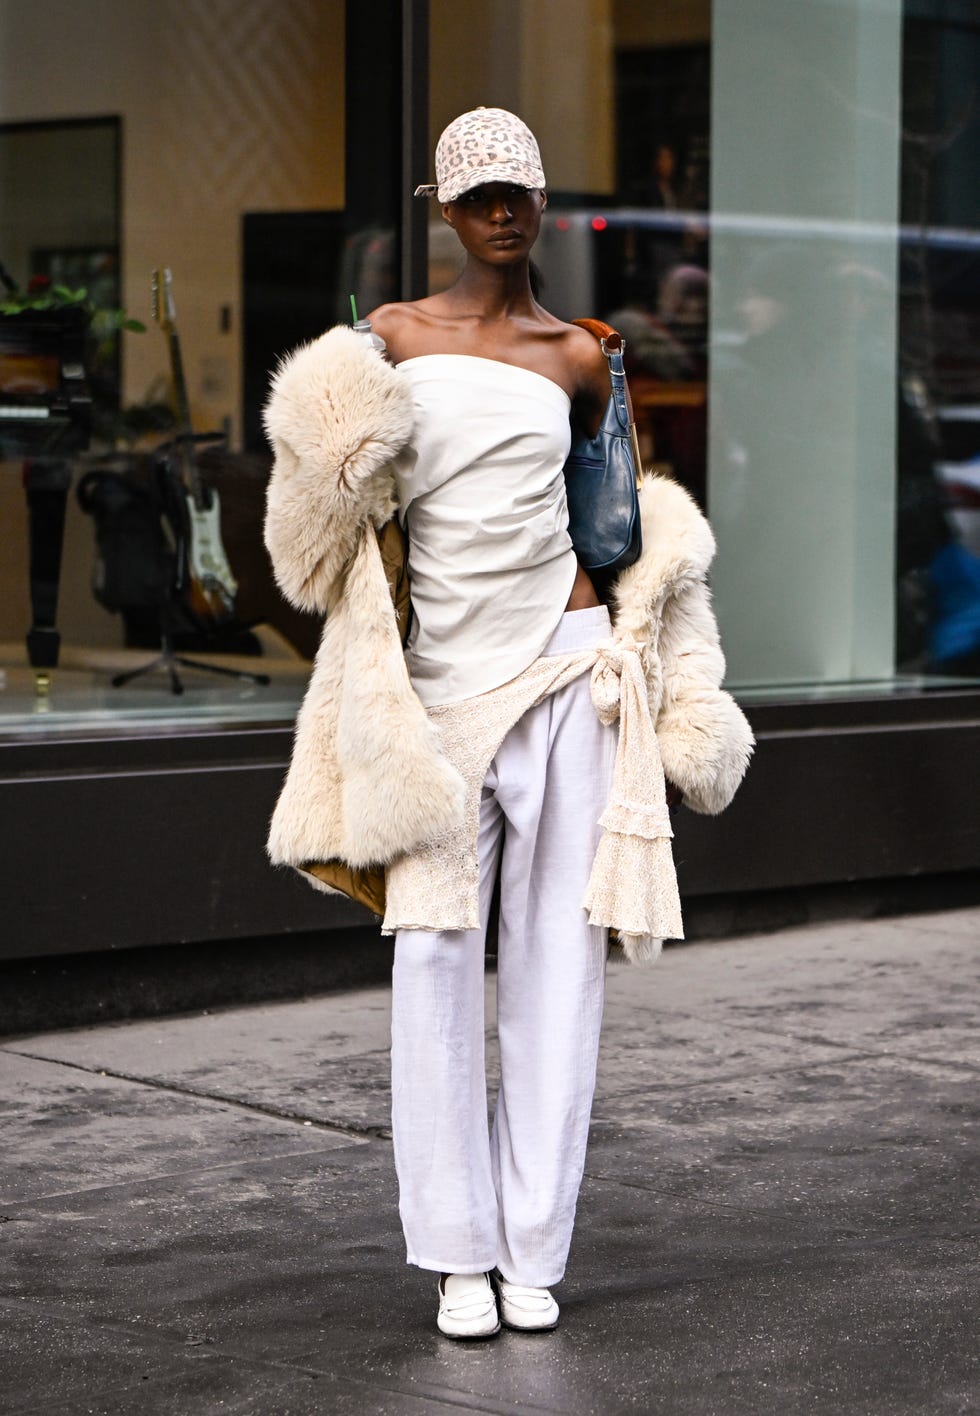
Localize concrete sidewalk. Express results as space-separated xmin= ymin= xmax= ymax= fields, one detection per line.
xmin=1 ymin=908 xmax=977 ymax=1415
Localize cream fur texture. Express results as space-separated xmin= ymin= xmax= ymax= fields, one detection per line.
xmin=263 ymin=326 xmax=413 ymax=613
xmin=612 ymin=477 xmax=754 ymax=814
xmin=262 ymin=331 xmax=753 ymax=910
xmin=267 ymin=529 xmax=465 ymax=871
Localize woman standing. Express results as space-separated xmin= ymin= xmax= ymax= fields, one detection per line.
xmin=263 ymin=108 xmax=752 ymax=1340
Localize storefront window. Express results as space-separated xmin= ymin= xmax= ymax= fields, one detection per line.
xmin=0 ymin=0 xmax=345 ymax=734
xmin=708 ymin=0 xmax=980 ymax=694
xmin=430 ymin=0 xmax=978 ymax=697
xmin=1 ymin=0 xmax=977 ymax=742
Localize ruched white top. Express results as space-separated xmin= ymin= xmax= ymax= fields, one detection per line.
xmin=391 ymin=355 xmax=578 ymax=707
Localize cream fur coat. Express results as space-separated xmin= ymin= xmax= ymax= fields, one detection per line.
xmin=262 ymin=325 xmax=753 ymax=903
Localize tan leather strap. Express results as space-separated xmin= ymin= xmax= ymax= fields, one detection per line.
xmin=572 ymin=318 xmax=641 ymax=468
xmin=572 ymin=316 xmax=622 ymax=350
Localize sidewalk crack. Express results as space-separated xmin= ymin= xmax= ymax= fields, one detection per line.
xmin=713 ymin=1018 xmax=979 ymax=1074
xmin=2 ymin=1047 xmax=392 ymax=1141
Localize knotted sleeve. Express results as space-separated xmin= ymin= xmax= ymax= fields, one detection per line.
xmin=583 ymin=642 xmax=684 ymax=963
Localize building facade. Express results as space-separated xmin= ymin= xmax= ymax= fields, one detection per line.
xmin=1 ymin=0 xmax=978 ymax=960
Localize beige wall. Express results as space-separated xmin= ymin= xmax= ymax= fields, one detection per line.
xmin=0 ymin=0 xmax=344 ymax=442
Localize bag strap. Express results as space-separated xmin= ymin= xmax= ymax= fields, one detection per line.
xmin=572 ymin=318 xmax=643 ymax=476
xmin=572 ymin=316 xmax=619 ymax=344
xmin=573 ymin=317 xmax=632 ymax=429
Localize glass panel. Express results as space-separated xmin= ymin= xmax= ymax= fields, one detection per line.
xmin=898 ymin=1 xmax=980 ymax=680
xmin=428 ymin=0 xmax=980 ymax=699
xmin=0 ymin=1 xmax=345 ymax=736
xmin=4 ymin=0 xmax=976 ymax=734
xmin=708 ymin=0 xmax=902 ymax=690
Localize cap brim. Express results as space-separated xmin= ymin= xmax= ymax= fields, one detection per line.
xmin=437 ymin=162 xmax=546 ymax=204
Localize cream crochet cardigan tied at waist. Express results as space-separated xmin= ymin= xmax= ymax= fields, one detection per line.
xmin=384 ymin=633 xmax=681 ymax=963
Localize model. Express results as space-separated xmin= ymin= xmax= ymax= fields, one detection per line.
xmin=262 ymin=107 xmax=753 ymax=1339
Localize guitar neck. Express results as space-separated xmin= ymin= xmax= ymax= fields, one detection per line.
xmin=166 ymin=327 xmax=206 ymax=507
xmin=167 ymin=328 xmax=193 ymax=441
xmin=153 ymin=269 xmax=211 ymax=508
xmin=151 ymin=268 xmax=237 ymax=619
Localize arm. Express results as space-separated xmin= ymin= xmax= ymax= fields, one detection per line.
xmin=569 ymin=323 xmax=611 ymax=440
xmin=262 ymin=325 xmax=414 ymax=614
xmin=563 ymin=324 xmax=617 ymax=610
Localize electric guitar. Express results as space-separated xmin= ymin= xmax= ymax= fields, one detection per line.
xmin=151 ymin=267 xmax=237 ymax=625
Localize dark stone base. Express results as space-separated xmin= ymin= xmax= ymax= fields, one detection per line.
xmin=2 ymin=872 xmax=978 ymax=1038
xmin=0 ymin=926 xmax=391 ymax=1038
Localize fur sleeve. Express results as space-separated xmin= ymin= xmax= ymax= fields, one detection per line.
xmin=262 ymin=326 xmax=415 ymax=613
xmin=655 ymin=577 xmax=754 ymax=815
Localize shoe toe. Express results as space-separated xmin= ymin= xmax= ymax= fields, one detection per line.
xmin=437 ymin=1273 xmax=500 ymax=1339
xmin=492 ymin=1272 xmax=560 ymax=1331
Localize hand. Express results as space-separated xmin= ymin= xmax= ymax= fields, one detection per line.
xmin=665 ymin=779 xmax=684 ymax=810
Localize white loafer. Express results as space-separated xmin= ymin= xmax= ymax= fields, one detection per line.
xmin=491 ymin=1269 xmax=560 ymax=1331
xmin=437 ymin=1272 xmax=500 ymax=1339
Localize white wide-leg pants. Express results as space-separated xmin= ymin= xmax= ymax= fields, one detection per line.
xmin=391 ymin=606 xmax=617 ymax=1288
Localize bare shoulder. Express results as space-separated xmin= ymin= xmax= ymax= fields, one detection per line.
xmin=366 ymin=298 xmax=452 ymax=363
xmin=562 ymin=319 xmax=608 ymax=375
xmin=365 ymin=301 xmax=419 ymax=342
xmin=556 ymin=319 xmax=609 ymax=412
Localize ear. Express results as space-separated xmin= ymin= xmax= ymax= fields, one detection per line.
xmin=540 ymin=192 xmax=548 ymax=212
xmin=441 ymin=203 xmax=455 ymax=227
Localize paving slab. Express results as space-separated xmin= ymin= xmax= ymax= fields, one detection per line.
xmin=601 ymin=914 xmax=978 ymax=1067
xmin=1 ymin=909 xmax=977 ymax=1415
xmin=0 ymin=1051 xmax=366 ymax=1206
xmin=3 ymin=994 xmax=396 ymax=1135
xmin=5 ymin=1160 xmax=974 ymax=1416
xmin=16 ymin=910 xmax=976 ymax=1136
xmin=591 ymin=1048 xmax=976 ymax=1174
xmin=0 ymin=1303 xmax=331 ymax=1416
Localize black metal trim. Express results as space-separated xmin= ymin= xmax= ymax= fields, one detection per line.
xmin=401 ymin=0 xmax=429 ymax=299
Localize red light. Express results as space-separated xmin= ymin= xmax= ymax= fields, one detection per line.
xmin=556 ymin=217 xmax=570 ymax=231
xmin=591 ymin=216 xmax=607 ymax=232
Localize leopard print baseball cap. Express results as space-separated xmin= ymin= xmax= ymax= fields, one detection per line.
xmin=414 ymin=107 xmax=546 ymax=202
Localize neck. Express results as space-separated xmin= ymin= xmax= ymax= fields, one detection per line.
xmin=447 ymin=257 xmax=537 ymax=320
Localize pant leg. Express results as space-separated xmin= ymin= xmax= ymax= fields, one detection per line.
xmin=390 ymin=784 xmax=504 ymax=1273
xmin=490 ymin=669 xmax=618 ymax=1288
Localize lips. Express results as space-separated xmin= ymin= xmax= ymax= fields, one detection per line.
xmin=489 ymin=230 xmax=521 ymax=244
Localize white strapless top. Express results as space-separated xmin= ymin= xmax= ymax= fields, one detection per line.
xmin=391 ymin=355 xmax=578 ymax=707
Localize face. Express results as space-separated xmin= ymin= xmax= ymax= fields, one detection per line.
xmin=655 ymin=145 xmax=675 ymax=182
xmin=442 ymin=183 xmax=546 ymax=262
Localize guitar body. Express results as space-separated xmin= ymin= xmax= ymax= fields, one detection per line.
xmin=183 ymin=488 xmax=237 ymax=623
xmin=152 ymin=267 xmax=238 ymax=631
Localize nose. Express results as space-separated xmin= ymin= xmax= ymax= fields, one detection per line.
xmin=489 ymin=195 xmax=514 ymax=222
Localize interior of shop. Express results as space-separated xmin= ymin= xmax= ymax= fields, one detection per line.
xmin=1 ymin=0 xmax=977 ymax=739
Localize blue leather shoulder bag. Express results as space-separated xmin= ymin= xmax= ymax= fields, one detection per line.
xmin=563 ymin=320 xmax=642 ymax=578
